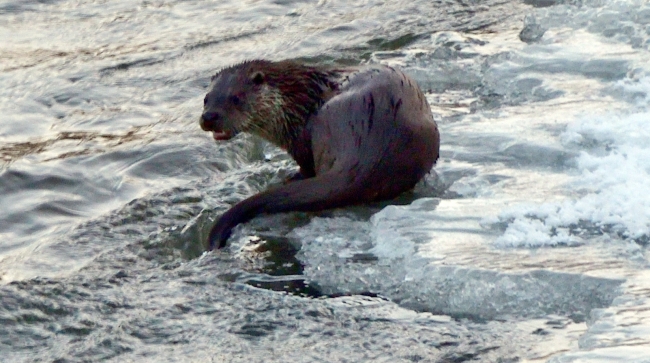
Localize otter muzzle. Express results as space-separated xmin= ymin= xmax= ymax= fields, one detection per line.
xmin=199 ymin=112 xmax=234 ymax=140
xmin=199 ymin=111 xmax=221 ymax=131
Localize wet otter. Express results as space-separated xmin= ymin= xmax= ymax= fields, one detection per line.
xmin=200 ymin=60 xmax=440 ymax=250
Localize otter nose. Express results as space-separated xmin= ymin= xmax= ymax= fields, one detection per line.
xmin=200 ymin=111 xmax=220 ymax=131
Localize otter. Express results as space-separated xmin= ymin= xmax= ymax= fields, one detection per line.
xmin=200 ymin=60 xmax=440 ymax=250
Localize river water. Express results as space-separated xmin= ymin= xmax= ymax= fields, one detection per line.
xmin=1 ymin=0 xmax=650 ymax=362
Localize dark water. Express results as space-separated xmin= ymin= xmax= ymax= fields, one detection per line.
xmin=3 ymin=0 xmax=646 ymax=361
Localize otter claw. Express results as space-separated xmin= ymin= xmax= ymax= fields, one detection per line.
xmin=208 ymin=202 xmax=252 ymax=250
xmin=208 ymin=219 xmax=233 ymax=250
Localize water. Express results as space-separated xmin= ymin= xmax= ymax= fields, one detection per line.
xmin=1 ymin=0 xmax=649 ymax=362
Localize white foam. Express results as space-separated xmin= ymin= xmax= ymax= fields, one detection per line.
xmin=491 ymin=77 xmax=650 ymax=248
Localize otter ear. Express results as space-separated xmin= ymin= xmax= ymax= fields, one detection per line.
xmin=251 ymin=71 xmax=265 ymax=85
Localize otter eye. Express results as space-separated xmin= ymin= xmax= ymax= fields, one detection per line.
xmin=251 ymin=72 xmax=264 ymax=85
xmin=203 ymin=95 xmax=208 ymax=106
xmin=230 ymin=95 xmax=240 ymax=106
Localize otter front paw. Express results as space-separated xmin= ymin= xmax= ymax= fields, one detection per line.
xmin=208 ymin=218 xmax=234 ymax=250
xmin=207 ymin=197 xmax=262 ymax=251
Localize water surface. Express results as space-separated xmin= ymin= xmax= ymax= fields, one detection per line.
xmin=1 ymin=0 xmax=649 ymax=362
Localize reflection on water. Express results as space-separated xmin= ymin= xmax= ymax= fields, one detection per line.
xmin=1 ymin=0 xmax=649 ymax=362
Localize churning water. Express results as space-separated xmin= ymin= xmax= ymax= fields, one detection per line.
xmin=1 ymin=0 xmax=649 ymax=362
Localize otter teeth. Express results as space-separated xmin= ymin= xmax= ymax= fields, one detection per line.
xmin=212 ymin=130 xmax=233 ymax=140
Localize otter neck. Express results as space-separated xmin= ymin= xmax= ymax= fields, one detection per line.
xmin=251 ymin=63 xmax=341 ymax=174
xmin=265 ymin=94 xmax=326 ymax=177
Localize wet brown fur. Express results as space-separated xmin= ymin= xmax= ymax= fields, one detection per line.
xmin=200 ymin=60 xmax=440 ymax=249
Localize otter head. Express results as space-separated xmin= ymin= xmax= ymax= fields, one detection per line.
xmin=199 ymin=61 xmax=285 ymax=142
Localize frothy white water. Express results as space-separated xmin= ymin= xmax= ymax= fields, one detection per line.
xmin=7 ymin=0 xmax=650 ymax=362
xmin=492 ymin=102 xmax=650 ymax=248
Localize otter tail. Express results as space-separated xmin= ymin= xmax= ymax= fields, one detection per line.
xmin=208 ymin=171 xmax=361 ymax=250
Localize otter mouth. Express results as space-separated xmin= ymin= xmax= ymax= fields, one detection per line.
xmin=199 ymin=114 xmax=233 ymax=140
xmin=212 ymin=130 xmax=233 ymax=140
